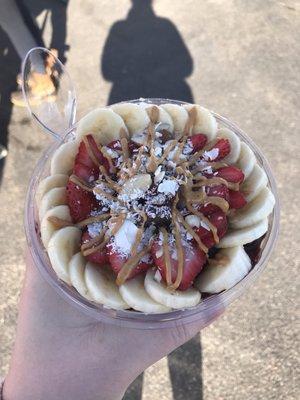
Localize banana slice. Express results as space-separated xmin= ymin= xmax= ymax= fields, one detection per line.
xmin=85 ymin=262 xmax=129 ymax=310
xmin=217 ymin=218 xmax=268 ymax=248
xmin=139 ymin=104 xmax=174 ymax=131
xmin=76 ymin=108 xmax=128 ymax=144
xmin=183 ymin=104 xmax=217 ymax=141
xmin=111 ymin=103 xmax=150 ymax=135
xmin=218 ymin=128 xmax=241 ymax=164
xmin=237 ymin=142 xmax=256 ymax=179
xmin=39 ymin=187 xmax=67 ymax=221
xmin=241 ymin=164 xmax=268 ymax=202
xmin=37 ymin=174 xmax=69 ymax=202
xmin=161 ymin=104 xmax=189 ymax=138
xmin=48 ymin=226 xmax=81 ymax=284
xmin=41 ymin=205 xmax=72 ymax=248
xmin=50 ymin=141 xmax=78 ymax=175
xmin=196 ymin=246 xmax=251 ymax=293
xmin=230 ymin=187 xmax=275 ymax=229
xmin=69 ymin=253 xmax=92 ymax=300
xmin=119 ymin=274 xmax=171 ymax=313
xmin=144 ymin=269 xmax=201 ymax=309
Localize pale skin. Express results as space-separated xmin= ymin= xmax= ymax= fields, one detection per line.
xmin=4 ymin=252 xmax=220 ymax=400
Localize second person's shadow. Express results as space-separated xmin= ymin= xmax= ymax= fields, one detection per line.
xmin=101 ymin=1 xmax=202 ymax=400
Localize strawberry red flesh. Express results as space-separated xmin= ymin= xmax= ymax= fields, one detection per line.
xmin=73 ymin=162 xmax=98 ymax=183
xmin=205 ymin=184 xmax=229 ymax=201
xmin=107 ymin=245 xmax=152 ymax=280
xmin=189 ymin=134 xmax=207 ymax=153
xmin=66 ymin=180 xmax=98 ymax=223
xmin=81 ymin=231 xmax=108 ymax=266
xmin=151 ymin=241 xmax=207 ymax=290
xmin=214 ymin=166 xmax=244 ymax=183
xmin=202 ymin=138 xmax=230 ymax=161
xmin=228 ymin=189 xmax=247 ymax=209
xmin=73 ymin=134 xmax=110 ymax=181
xmin=194 ymin=210 xmax=228 ymax=249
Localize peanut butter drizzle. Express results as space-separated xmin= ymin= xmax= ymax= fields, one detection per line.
xmin=81 ymin=231 xmax=105 ymax=252
xmin=76 ymin=213 xmax=110 ymax=228
xmin=187 ymin=203 xmax=219 ymax=243
xmin=116 ymin=245 xmax=151 ymax=286
xmin=205 ymin=196 xmax=229 ymax=213
xmin=170 ymin=213 xmax=184 ymax=291
xmin=173 ymin=136 xmax=187 ymax=163
xmin=128 ymin=145 xmax=145 ymax=176
xmin=100 ymin=146 xmax=116 ymax=173
xmin=69 ymin=174 xmax=94 ymax=192
xmin=161 ymin=227 xmax=173 ymax=287
xmin=192 ymin=175 xmax=239 ymax=191
xmin=82 ymin=136 xmax=101 ymax=167
xmin=175 ymin=210 xmax=208 ymax=253
xmin=120 ymin=137 xmax=130 ymax=162
xmin=147 ymin=148 xmax=159 ymax=173
xmin=130 ymin=211 xmax=147 ymax=256
xmin=93 ymin=186 xmax=116 ymax=201
xmin=47 ymin=216 xmax=73 ymax=229
xmin=192 ymin=176 xmax=229 ymax=187
xmin=158 ymin=140 xmax=177 ymax=165
xmin=99 ymin=166 xmax=121 ymax=192
xmin=183 ymin=106 xmax=197 ymax=136
xmin=147 ymin=105 xmax=160 ymax=124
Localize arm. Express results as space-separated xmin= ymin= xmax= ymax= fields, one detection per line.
xmin=3 ymin=251 xmax=213 ymax=400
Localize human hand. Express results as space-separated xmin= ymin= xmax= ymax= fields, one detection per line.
xmin=4 ymin=250 xmax=221 ymax=400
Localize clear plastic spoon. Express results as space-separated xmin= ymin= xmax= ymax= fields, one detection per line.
xmin=21 ymin=47 xmax=77 ymax=141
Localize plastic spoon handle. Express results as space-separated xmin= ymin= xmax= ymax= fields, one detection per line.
xmin=21 ymin=47 xmax=77 ymax=141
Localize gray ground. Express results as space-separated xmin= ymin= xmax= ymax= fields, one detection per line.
xmin=0 ymin=0 xmax=299 ymax=399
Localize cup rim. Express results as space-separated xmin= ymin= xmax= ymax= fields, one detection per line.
xmin=24 ymin=99 xmax=280 ymax=329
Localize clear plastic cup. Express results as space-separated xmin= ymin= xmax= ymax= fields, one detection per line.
xmin=24 ymin=98 xmax=280 ymax=330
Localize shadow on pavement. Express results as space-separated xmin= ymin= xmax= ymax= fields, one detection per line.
xmin=102 ymin=1 xmax=202 ymax=399
xmin=102 ymin=0 xmax=194 ymax=104
xmin=0 ymin=30 xmax=19 ymax=184
xmin=0 ymin=0 xmax=69 ymax=185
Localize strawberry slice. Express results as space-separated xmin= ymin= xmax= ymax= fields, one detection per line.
xmin=151 ymin=240 xmax=207 ymax=290
xmin=194 ymin=210 xmax=228 ymax=249
xmin=198 ymin=203 xmax=221 ymax=216
xmin=81 ymin=231 xmax=108 ymax=266
xmin=108 ymin=247 xmax=152 ymax=280
xmin=214 ymin=166 xmax=244 ymax=183
xmin=66 ymin=180 xmax=98 ymax=223
xmin=73 ymin=162 xmax=98 ymax=183
xmin=73 ymin=135 xmax=109 ymax=181
xmin=228 ymin=189 xmax=247 ymax=209
xmin=189 ymin=134 xmax=207 ymax=153
xmin=205 ymin=184 xmax=229 ymax=201
xmin=202 ymin=138 xmax=230 ymax=161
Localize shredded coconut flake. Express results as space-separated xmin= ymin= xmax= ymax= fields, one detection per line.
xmin=203 ymin=148 xmax=219 ymax=161
xmin=88 ymin=222 xmax=103 ymax=238
xmin=158 ymin=179 xmax=179 ymax=196
xmin=113 ymin=220 xmax=139 ymax=254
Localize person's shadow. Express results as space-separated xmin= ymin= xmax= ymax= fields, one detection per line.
xmin=102 ymin=0 xmax=193 ymax=104
xmin=0 ymin=0 xmax=69 ymax=185
xmin=101 ymin=1 xmax=203 ymax=399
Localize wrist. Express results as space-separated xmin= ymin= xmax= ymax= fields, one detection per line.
xmin=3 ymin=364 xmax=128 ymax=400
